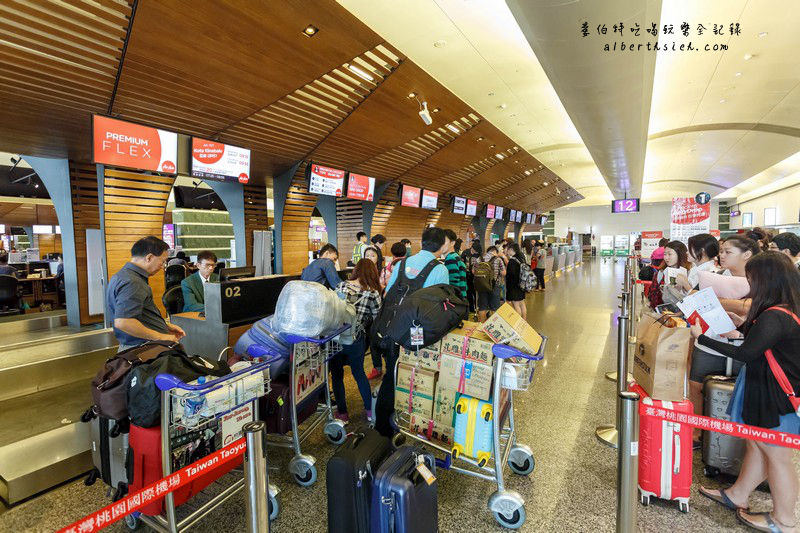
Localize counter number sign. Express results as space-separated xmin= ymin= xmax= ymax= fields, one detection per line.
xmin=695 ymin=192 xmax=711 ymax=205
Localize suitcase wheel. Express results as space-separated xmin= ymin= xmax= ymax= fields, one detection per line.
xmin=477 ymin=457 xmax=488 ymax=467
xmin=703 ymin=465 xmax=720 ymax=478
xmin=639 ymin=492 xmax=650 ymax=506
xmin=290 ymin=458 xmax=317 ymax=487
xmin=269 ymin=494 xmax=279 ymax=521
xmin=84 ymin=468 xmax=99 ymax=486
xmin=451 ymin=445 xmax=462 ymax=460
xmin=124 ymin=514 xmax=141 ymax=530
xmin=679 ymin=502 xmax=689 ymax=514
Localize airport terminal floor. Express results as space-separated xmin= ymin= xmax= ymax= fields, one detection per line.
xmin=2 ymin=258 xmax=795 ymax=532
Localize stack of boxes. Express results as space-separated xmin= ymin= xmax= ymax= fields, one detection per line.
xmin=395 ymin=303 xmax=543 ymax=449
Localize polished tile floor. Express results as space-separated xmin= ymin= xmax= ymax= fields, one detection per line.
xmin=1 ymin=258 xmax=792 ymax=531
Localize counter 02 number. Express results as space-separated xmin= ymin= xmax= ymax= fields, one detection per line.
xmin=224 ymin=286 xmax=241 ymax=298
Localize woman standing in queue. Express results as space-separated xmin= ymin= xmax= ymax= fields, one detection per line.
xmin=655 ymin=240 xmax=693 ymax=286
xmin=693 ymin=252 xmax=800 ymax=533
xmin=676 ymin=233 xmax=721 ymax=291
xmin=504 ymin=243 xmax=527 ymax=320
xmin=331 ymin=258 xmax=382 ymax=422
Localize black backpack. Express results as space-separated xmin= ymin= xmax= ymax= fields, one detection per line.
xmin=127 ymin=350 xmax=230 ymax=428
xmin=371 ymin=258 xmax=438 ymax=350
xmin=384 ymin=284 xmax=468 ymax=350
xmin=639 ymin=265 xmax=655 ymax=281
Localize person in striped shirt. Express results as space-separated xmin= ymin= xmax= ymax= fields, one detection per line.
xmin=443 ymin=229 xmax=468 ymax=300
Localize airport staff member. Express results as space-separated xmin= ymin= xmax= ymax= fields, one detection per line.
xmin=181 ymin=250 xmax=219 ymax=312
xmin=107 ymin=236 xmax=185 ymax=351
xmin=0 ymin=253 xmax=17 ymax=277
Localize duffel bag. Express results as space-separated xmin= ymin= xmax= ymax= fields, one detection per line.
xmin=89 ymin=341 xmax=181 ymax=421
xmin=384 ymin=284 xmax=468 ymax=350
xmin=127 ymin=351 xmax=230 ymax=428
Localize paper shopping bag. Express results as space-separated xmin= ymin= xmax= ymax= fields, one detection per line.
xmin=633 ymin=313 xmax=690 ymax=401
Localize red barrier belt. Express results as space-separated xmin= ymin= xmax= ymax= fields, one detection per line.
xmin=645 ymin=405 xmax=800 ymax=450
xmin=57 ymin=437 xmax=247 ymax=533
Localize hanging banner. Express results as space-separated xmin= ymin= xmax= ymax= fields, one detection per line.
xmin=671 ymin=197 xmax=711 ymax=243
xmin=93 ymin=115 xmax=178 ymax=174
xmin=466 ymin=199 xmax=478 ymax=216
xmin=640 ymin=231 xmax=663 ymax=259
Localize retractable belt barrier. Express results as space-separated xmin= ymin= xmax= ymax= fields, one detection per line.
xmin=57 ymin=437 xmax=247 ymax=533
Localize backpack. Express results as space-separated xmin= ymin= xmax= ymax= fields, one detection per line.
xmin=88 ymin=341 xmax=179 ymax=421
xmin=638 ymin=265 xmax=655 ymax=281
xmin=473 ymin=259 xmax=495 ymax=293
xmin=518 ymin=259 xmax=536 ymax=292
xmin=371 ymin=258 xmax=438 ymax=350
xmin=127 ymin=350 xmax=230 ymax=428
xmin=335 ymin=285 xmax=370 ymax=345
xmin=383 ymin=284 xmax=468 ymax=350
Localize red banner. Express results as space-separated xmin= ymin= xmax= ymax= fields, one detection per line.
xmin=57 ymin=437 xmax=247 ymax=533
xmin=93 ymin=116 xmax=178 ymax=174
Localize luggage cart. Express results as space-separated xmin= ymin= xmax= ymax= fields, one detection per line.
xmin=126 ymin=359 xmax=280 ymax=532
xmin=247 ymin=324 xmax=351 ymax=487
xmin=393 ymin=338 xmax=547 ymax=530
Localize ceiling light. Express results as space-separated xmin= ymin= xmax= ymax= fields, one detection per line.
xmin=524 ymin=170 xmax=531 ymax=176
xmin=477 ymin=136 xmax=484 ymax=141
xmin=514 ymin=160 xmax=519 ymax=164
xmin=498 ymin=103 xmax=507 ymax=110
xmin=432 ymin=107 xmax=440 ymax=113
xmin=446 ymin=124 xmax=460 ymax=133
xmin=302 ymin=24 xmax=319 ymax=37
xmin=735 ymin=72 xmax=742 ymax=77
xmin=543 ymin=181 xmax=549 ymax=186
xmin=347 ymin=64 xmax=374 ymax=81
xmin=759 ymin=32 xmax=768 ymax=37
xmin=407 ymin=92 xmax=416 ymax=99
xmin=720 ymin=98 xmax=726 ymax=104
xmin=496 ymin=153 xmax=505 ymax=160
xmin=34 ymin=183 xmax=39 ymax=188
xmin=744 ymin=53 xmax=753 ymax=60
xmin=489 ymin=144 xmax=496 ymax=148
xmin=433 ymin=39 xmax=447 ymax=48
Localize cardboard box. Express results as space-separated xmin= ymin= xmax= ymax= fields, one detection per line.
xmin=441 ymin=322 xmax=494 ymax=366
xmin=482 ymin=303 xmax=543 ymax=356
xmin=398 ymin=341 xmax=442 ymax=372
xmin=438 ymin=353 xmax=493 ymax=402
xmin=433 ymin=379 xmax=457 ymax=427
xmin=394 ymin=363 xmax=437 ymax=420
xmin=409 ymin=415 xmax=455 ymax=446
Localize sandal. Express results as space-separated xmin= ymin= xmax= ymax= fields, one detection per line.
xmin=699 ymin=486 xmax=748 ymax=511
xmin=737 ymin=510 xmax=797 ymax=532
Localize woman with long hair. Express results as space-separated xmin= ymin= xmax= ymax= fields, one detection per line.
xmin=693 ymin=252 xmax=800 ymax=532
xmin=656 ymin=240 xmax=692 ymax=282
xmin=332 ymin=258 xmax=382 ymax=422
xmin=677 ymin=233 xmax=720 ymax=291
xmin=504 ymin=243 xmax=527 ymax=320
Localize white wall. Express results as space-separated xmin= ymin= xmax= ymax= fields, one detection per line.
xmin=554 ymin=201 xmax=720 ymax=240
xmin=730 ymin=182 xmax=800 ymax=229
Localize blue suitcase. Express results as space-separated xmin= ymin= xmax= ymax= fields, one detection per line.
xmin=370 ymin=446 xmax=437 ymax=533
xmin=234 ymin=315 xmax=290 ymax=376
xmin=452 ymin=393 xmax=494 ymax=467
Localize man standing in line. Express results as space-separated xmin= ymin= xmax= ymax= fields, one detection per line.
xmin=106 ymin=236 xmax=185 ymax=351
xmin=770 ymin=232 xmax=800 ymax=269
xmin=352 ymin=231 xmax=368 ymax=265
xmin=443 ymin=229 xmax=467 ymax=300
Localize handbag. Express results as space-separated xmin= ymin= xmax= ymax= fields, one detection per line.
xmin=763 ymin=306 xmax=800 ymax=415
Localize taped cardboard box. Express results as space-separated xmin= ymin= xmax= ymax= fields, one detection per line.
xmin=438 ymin=353 xmax=493 ymax=402
xmin=441 ymin=322 xmax=494 ymax=366
xmin=482 ymin=303 xmax=543 ymax=356
xmin=409 ymin=415 xmax=455 ymax=446
xmin=433 ymin=379 xmax=457 ymax=427
xmin=398 ymin=341 xmax=442 ymax=372
xmin=394 ymin=363 xmax=437 ymax=420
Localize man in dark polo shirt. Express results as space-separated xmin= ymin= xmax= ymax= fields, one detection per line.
xmin=107 ymin=236 xmax=185 ymax=351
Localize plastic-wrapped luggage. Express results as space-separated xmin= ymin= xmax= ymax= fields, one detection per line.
xmin=274 ymin=280 xmax=350 ymax=337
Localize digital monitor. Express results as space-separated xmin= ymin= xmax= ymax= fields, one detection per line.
xmin=346 ymin=173 xmax=375 ymax=201
xmin=540 ymin=215 xmax=549 ymax=225
xmin=93 ymin=115 xmax=177 ymax=174
xmin=515 ymin=210 xmax=522 ymax=223
xmin=219 ymin=266 xmax=256 ymax=282
xmin=33 ymin=225 xmax=53 ymax=234
xmin=400 ymin=185 xmax=421 ymax=207
xmin=485 ymin=204 xmax=495 ymax=218
xmin=308 ymin=163 xmax=345 ymax=197
xmin=466 ymin=199 xmax=478 ymax=216
xmin=495 ymin=206 xmax=504 ymax=219
xmin=509 ymin=209 xmax=517 ymax=221
xmin=452 ymin=196 xmax=466 ymax=214
xmin=421 ymin=189 xmax=438 ymax=210
xmin=611 ymin=198 xmax=640 ymax=213
xmin=525 ymin=213 xmax=533 ymax=224
xmin=191 ymin=137 xmax=251 ymax=184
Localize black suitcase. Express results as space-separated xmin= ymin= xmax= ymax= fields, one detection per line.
xmin=258 ymin=375 xmax=323 ymax=434
xmin=326 ymin=429 xmax=391 ymax=533
xmin=370 ymin=445 xmax=438 ymax=533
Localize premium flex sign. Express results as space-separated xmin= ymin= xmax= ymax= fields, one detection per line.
xmin=191 ymin=138 xmax=250 ymax=184
xmin=93 ymin=115 xmax=178 ymax=173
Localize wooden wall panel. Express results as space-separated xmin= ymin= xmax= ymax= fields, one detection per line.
xmin=280 ymin=163 xmax=316 ymax=275
xmin=70 ymin=161 xmax=101 ymax=325
xmin=102 ymin=168 xmax=174 ymax=314
xmin=243 ymin=184 xmax=270 ymax=265
xmin=336 ymin=197 xmax=363 ymax=264
xmin=37 ymin=234 xmax=62 ymax=255
xmin=458 ymin=216 xmax=475 ymax=243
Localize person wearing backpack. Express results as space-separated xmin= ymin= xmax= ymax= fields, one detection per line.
xmin=373 ymin=226 xmax=449 ymax=437
xmin=475 ymin=246 xmax=505 ymax=322
xmin=505 ymin=243 xmax=528 ymax=320
xmin=332 ymin=259 xmax=382 ymax=423
xmin=533 ymin=241 xmax=547 ymax=291
xmin=443 ymin=229 xmax=468 ymax=300
xmin=462 ymin=239 xmax=482 ymax=315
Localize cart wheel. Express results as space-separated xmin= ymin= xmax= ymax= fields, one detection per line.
xmin=493 ymin=505 xmax=526 ymax=529
xmin=703 ymin=465 xmax=720 ymax=478
xmin=292 ymin=463 xmax=317 ymax=487
xmin=84 ymin=468 xmax=99 ymax=486
xmin=124 ymin=514 xmax=141 ymax=530
xmin=679 ymin=502 xmax=689 ymax=514
xmin=324 ymin=420 xmax=347 ymax=445
xmin=268 ymin=494 xmax=279 ymax=521
xmin=507 ymin=445 xmax=535 ymax=476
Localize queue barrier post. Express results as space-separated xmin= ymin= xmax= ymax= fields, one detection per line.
xmin=244 ymin=421 xmax=270 ymax=533
xmin=616 ymin=391 xmax=639 ymax=532
xmin=597 ymin=293 xmax=630 ymax=448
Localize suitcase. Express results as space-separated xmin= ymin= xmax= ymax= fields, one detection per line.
xmin=326 ymin=429 xmax=391 ymax=533
xmin=633 ymin=383 xmax=692 ymax=513
xmin=259 ymin=374 xmax=323 ymax=434
xmin=702 ymin=375 xmax=745 ymax=478
xmin=452 ymin=393 xmax=493 ymax=467
xmin=85 ymin=415 xmax=131 ymax=501
xmin=370 ymin=445 xmax=438 ymax=533
xmin=129 ymin=422 xmax=241 ymax=516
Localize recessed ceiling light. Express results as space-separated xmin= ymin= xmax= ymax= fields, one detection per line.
xmin=759 ymin=32 xmax=768 ymax=37
xmin=432 ymin=107 xmax=440 ymax=113
xmin=735 ymin=72 xmax=742 ymax=77
xmin=302 ymin=24 xmax=319 ymax=37
xmin=744 ymin=53 xmax=753 ymax=60
xmin=496 ymin=153 xmax=505 ymax=160
xmin=476 ymin=136 xmax=484 ymax=141
xmin=446 ymin=124 xmax=460 ymax=133
xmin=433 ymin=39 xmax=447 ymax=48
xmin=489 ymin=144 xmax=496 ymax=148
xmin=498 ymin=103 xmax=507 ymax=110
xmin=347 ymin=64 xmax=374 ymax=81
xmin=543 ymin=181 xmax=549 ymax=186
xmin=720 ymin=98 xmax=726 ymax=104
xmin=524 ymin=170 xmax=532 ymax=176
xmin=408 ymin=92 xmax=416 ymax=99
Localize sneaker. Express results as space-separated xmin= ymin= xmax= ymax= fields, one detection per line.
xmin=365 ymin=410 xmax=373 ymax=421
xmin=334 ymin=411 xmax=349 ymax=422
xmin=366 ymin=367 xmax=383 ymax=380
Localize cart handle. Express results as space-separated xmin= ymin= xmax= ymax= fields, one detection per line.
xmin=246 ymin=344 xmax=285 ymax=360
xmin=284 ymin=324 xmax=351 ymax=345
xmin=155 ymin=358 xmax=276 ymax=392
xmin=491 ymin=338 xmax=547 ymax=361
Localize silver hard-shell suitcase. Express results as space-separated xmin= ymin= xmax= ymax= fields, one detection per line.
xmin=701 ymin=375 xmax=744 ymax=478
xmin=85 ymin=414 xmax=131 ymax=500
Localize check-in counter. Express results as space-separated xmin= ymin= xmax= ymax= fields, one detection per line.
xmin=171 ymin=269 xmax=350 ymax=359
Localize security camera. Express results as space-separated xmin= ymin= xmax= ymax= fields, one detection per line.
xmin=419 ymin=101 xmax=433 ymax=126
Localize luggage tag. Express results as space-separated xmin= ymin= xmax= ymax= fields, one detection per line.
xmin=415 ymin=455 xmax=436 ymax=485
xmin=410 ymin=325 xmax=424 ymax=346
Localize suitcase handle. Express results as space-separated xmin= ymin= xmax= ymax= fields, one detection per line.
xmin=673 ymin=430 xmax=681 ymax=474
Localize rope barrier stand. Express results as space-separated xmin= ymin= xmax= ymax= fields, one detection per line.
xmin=57 ymin=437 xmax=247 ymax=533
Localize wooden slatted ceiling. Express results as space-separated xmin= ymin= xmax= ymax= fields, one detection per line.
xmin=103 ymin=167 xmax=174 ymax=314
xmin=243 ymin=184 xmax=271 ymax=265
xmin=281 ymin=162 xmax=318 ymax=275
xmin=336 ymin=197 xmax=364 ymax=264
xmin=0 ymin=202 xmax=57 ymax=225
xmin=70 ymin=161 xmax=102 ymax=324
